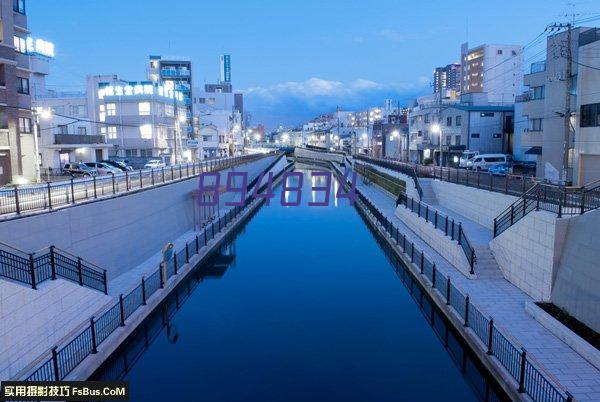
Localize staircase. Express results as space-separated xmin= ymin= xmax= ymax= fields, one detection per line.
xmin=419 ymin=178 xmax=438 ymax=204
xmin=493 ymin=180 xmax=600 ymax=237
xmin=0 ymin=242 xmax=108 ymax=293
xmin=472 ymin=245 xmax=504 ymax=279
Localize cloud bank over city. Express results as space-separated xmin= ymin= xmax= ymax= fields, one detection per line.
xmin=243 ymin=77 xmax=428 ymax=128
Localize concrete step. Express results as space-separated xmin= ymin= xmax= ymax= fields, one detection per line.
xmin=419 ymin=178 xmax=438 ymax=204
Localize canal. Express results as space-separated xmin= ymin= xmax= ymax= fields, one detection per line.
xmin=91 ymin=168 xmax=509 ymax=402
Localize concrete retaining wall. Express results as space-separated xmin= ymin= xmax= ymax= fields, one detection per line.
xmin=490 ymin=210 xmax=567 ymax=301
xmin=551 ymin=208 xmax=600 ymax=333
xmin=0 ymin=157 xmax=275 ymax=280
xmin=294 ymin=147 xmax=345 ymax=164
xmin=430 ymin=180 xmax=517 ymax=230
xmin=395 ymin=206 xmax=473 ymax=278
xmin=362 ymin=162 xmax=420 ymax=200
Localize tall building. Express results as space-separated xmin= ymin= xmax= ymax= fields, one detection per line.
xmin=0 ymin=0 xmax=34 ymax=184
xmin=518 ymin=27 xmax=600 ymax=185
xmin=433 ymin=63 xmax=461 ymax=94
xmin=148 ymin=56 xmax=193 ymax=139
xmin=460 ymin=42 xmax=523 ymax=104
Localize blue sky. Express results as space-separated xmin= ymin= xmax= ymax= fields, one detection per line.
xmin=28 ymin=0 xmax=596 ymax=129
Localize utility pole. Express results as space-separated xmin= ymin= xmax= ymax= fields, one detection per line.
xmin=438 ymin=71 xmax=444 ymax=167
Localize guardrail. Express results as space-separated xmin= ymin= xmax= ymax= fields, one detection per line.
xmin=23 ymin=161 xmax=293 ymax=382
xmin=330 ymin=162 xmax=572 ymax=402
xmin=397 ymin=194 xmax=475 ymax=273
xmin=0 ymin=242 xmax=107 ymax=293
xmin=353 ymin=163 xmax=406 ymax=198
xmin=354 ymin=155 xmax=423 ymax=198
xmin=0 ymin=154 xmax=273 ymax=218
xmin=493 ymin=180 xmax=600 ymax=237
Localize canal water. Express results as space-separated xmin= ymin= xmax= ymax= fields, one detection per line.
xmin=92 ymin=169 xmax=508 ymax=402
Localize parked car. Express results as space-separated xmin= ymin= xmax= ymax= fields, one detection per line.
xmin=467 ymin=154 xmax=511 ymax=171
xmin=144 ymin=159 xmax=166 ymax=169
xmin=488 ymin=163 xmax=512 ymax=176
xmin=101 ymin=159 xmax=133 ymax=172
xmin=63 ymin=162 xmax=98 ymax=177
xmin=459 ymin=151 xmax=479 ymax=168
xmin=84 ymin=162 xmax=121 ymax=175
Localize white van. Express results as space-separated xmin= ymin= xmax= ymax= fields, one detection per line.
xmin=459 ymin=151 xmax=479 ymax=168
xmin=468 ymin=154 xmax=511 ymax=171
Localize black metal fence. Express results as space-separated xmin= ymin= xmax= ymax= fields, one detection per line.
xmin=0 ymin=242 xmax=107 ymax=293
xmin=397 ymin=194 xmax=476 ymax=273
xmin=0 ymin=154 xmax=272 ymax=217
xmin=330 ymin=162 xmax=572 ymax=402
xmin=353 ymin=163 xmax=407 ymax=198
xmin=23 ymin=160 xmax=294 ymax=382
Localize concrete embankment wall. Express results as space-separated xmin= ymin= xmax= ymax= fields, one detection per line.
xmin=0 ymin=157 xmax=275 ymax=280
xmin=550 ymin=208 xmax=600 ymax=333
xmin=490 ymin=211 xmax=567 ymax=301
xmin=429 ymin=180 xmax=517 ymax=230
xmin=358 ymin=162 xmax=420 ymax=200
xmin=294 ymin=147 xmax=345 ymax=164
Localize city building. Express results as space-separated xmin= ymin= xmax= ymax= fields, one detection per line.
xmin=460 ymin=42 xmax=523 ymax=104
xmin=92 ymin=75 xmax=186 ymax=165
xmin=0 ymin=0 xmax=35 ymax=184
xmin=148 ymin=56 xmax=193 ymax=139
xmin=518 ymin=27 xmax=600 ymax=184
xmin=433 ymin=63 xmax=461 ymax=95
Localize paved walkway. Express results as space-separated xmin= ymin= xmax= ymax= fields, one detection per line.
xmin=351 ymin=164 xmax=600 ymax=401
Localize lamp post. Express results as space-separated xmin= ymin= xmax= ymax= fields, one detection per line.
xmin=431 ymin=123 xmax=442 ymax=166
xmin=32 ymin=107 xmax=53 ymax=182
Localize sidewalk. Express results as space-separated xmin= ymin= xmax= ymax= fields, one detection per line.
xmin=353 ymin=170 xmax=600 ymax=401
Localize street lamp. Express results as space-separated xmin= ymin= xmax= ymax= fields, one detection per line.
xmin=33 ymin=107 xmax=53 ymax=182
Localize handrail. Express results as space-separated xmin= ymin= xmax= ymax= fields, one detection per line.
xmin=330 ymin=161 xmax=572 ymax=402
xmin=397 ymin=193 xmax=476 ymax=273
xmin=354 ymin=155 xmax=423 ymax=198
xmin=0 ymin=153 xmax=274 ymax=218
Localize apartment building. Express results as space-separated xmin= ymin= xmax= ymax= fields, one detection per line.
xmin=0 ymin=0 xmax=34 ymax=184
xmin=519 ymin=27 xmax=600 ymax=185
xmin=460 ymin=42 xmax=523 ymax=104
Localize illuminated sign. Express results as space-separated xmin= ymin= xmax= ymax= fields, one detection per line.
xmin=97 ymin=83 xmax=184 ymax=102
xmin=26 ymin=37 xmax=55 ymax=58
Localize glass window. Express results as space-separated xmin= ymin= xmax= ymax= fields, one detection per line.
xmin=140 ymin=124 xmax=152 ymax=139
xmin=77 ymin=126 xmax=87 ymax=135
xmin=13 ymin=0 xmax=25 ymax=14
xmin=580 ymin=103 xmax=600 ymax=127
xmin=139 ymin=102 xmax=151 ymax=116
xmin=480 ymin=112 xmax=494 ymax=117
xmin=99 ymin=105 xmax=106 ymax=122
xmin=13 ymin=36 xmax=26 ymax=53
xmin=165 ymin=104 xmax=174 ymax=117
xmin=446 ymin=116 xmax=452 ymax=126
xmin=107 ymin=126 xmax=117 ymax=139
xmin=58 ymin=125 xmax=68 ymax=134
xmin=529 ymin=118 xmax=543 ymax=131
xmin=106 ymin=103 xmax=116 ymax=116
xmin=140 ymin=149 xmax=153 ymax=158
xmin=531 ymin=86 xmax=545 ymax=100
xmin=471 ymin=133 xmax=480 ymax=138
xmin=454 ymin=135 xmax=461 ymax=145
xmin=456 ymin=116 xmax=462 ymax=126
xmin=18 ymin=117 xmax=31 ymax=133
xmin=125 ymin=149 xmax=137 ymax=158
xmin=17 ymin=77 xmax=29 ymax=94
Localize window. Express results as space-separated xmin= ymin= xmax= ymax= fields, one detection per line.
xmin=456 ymin=116 xmax=462 ymax=126
xmin=446 ymin=116 xmax=452 ymax=126
xmin=417 ymin=130 xmax=422 ymax=137
xmin=18 ymin=117 xmax=31 ymax=133
xmin=125 ymin=149 xmax=137 ymax=158
xmin=511 ymin=50 xmax=517 ymax=56
xmin=165 ymin=104 xmax=174 ymax=117
xmin=139 ymin=102 xmax=151 ymax=116
xmin=580 ymin=103 xmax=600 ymax=127
xmin=13 ymin=0 xmax=26 ymax=14
xmin=424 ymin=114 xmax=430 ymax=123
xmin=531 ymin=86 xmax=545 ymax=100
xmin=446 ymin=135 xmax=452 ymax=145
xmin=77 ymin=126 xmax=87 ymax=135
xmin=471 ymin=133 xmax=480 ymax=138
xmin=454 ymin=135 xmax=461 ymax=145
xmin=139 ymin=124 xmax=152 ymax=139
xmin=497 ymin=49 xmax=503 ymax=55
xmin=16 ymin=77 xmax=29 ymax=94
xmin=480 ymin=112 xmax=494 ymax=117
xmin=106 ymin=103 xmax=116 ymax=116
xmin=99 ymin=105 xmax=105 ymax=122
xmin=13 ymin=36 xmax=26 ymax=53
xmin=140 ymin=149 xmax=153 ymax=158
xmin=493 ymin=133 xmax=502 ymax=139
xmin=58 ymin=125 xmax=68 ymax=134
xmin=70 ymin=105 xmax=86 ymax=117
xmin=529 ymin=118 xmax=543 ymax=131
xmin=107 ymin=126 xmax=117 ymax=139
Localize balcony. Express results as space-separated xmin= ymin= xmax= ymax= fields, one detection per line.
xmin=521 ymin=130 xmax=543 ymax=147
xmin=54 ymin=134 xmax=106 ymax=145
xmin=530 ymin=61 xmax=546 ymax=74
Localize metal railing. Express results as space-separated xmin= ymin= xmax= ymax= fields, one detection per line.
xmin=397 ymin=194 xmax=476 ymax=273
xmin=355 ymin=155 xmax=536 ymax=198
xmin=354 ymin=155 xmax=423 ymax=198
xmin=0 ymin=153 xmax=272 ymax=218
xmin=23 ymin=161 xmax=294 ymax=382
xmin=0 ymin=242 xmax=107 ymax=293
xmin=353 ymin=163 xmax=407 ymax=198
xmin=330 ymin=162 xmax=572 ymax=402
xmin=493 ymin=180 xmax=600 ymax=237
